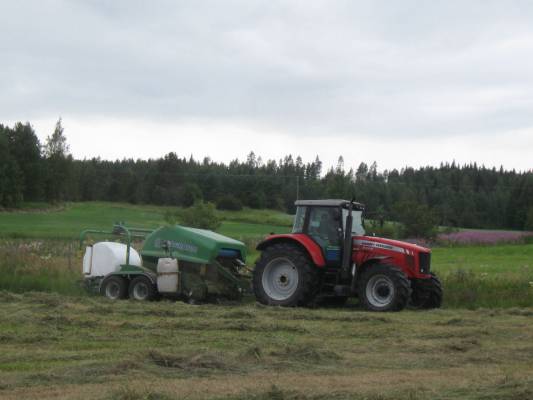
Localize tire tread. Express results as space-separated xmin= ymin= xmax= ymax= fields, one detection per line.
xmin=411 ymin=273 xmax=443 ymax=309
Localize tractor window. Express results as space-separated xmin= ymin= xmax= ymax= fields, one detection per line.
xmin=342 ymin=209 xmax=365 ymax=236
xmin=307 ymin=207 xmax=341 ymax=248
xmin=292 ymin=206 xmax=306 ymax=233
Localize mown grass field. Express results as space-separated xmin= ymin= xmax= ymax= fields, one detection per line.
xmin=0 ymin=292 xmax=532 ymax=400
xmin=0 ymin=202 xmax=533 ymax=399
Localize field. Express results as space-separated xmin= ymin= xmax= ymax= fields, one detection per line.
xmin=1 ymin=292 xmax=532 ymax=399
xmin=0 ymin=202 xmax=293 ymax=240
xmin=0 ymin=202 xmax=533 ymax=399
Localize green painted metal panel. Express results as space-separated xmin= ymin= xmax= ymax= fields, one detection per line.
xmin=140 ymin=225 xmax=246 ymax=268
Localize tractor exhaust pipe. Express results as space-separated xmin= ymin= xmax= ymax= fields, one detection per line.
xmin=341 ymin=201 xmax=353 ymax=280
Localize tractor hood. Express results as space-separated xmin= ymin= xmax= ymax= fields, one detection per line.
xmin=353 ymin=235 xmax=431 ymax=254
xmin=141 ymin=225 xmax=247 ymax=266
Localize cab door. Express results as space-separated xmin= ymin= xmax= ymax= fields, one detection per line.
xmin=306 ymin=207 xmax=343 ymax=265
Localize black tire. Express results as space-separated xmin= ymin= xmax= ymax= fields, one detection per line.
xmin=357 ymin=264 xmax=410 ymax=312
xmin=129 ymin=275 xmax=157 ymax=301
xmin=253 ymin=243 xmax=319 ymax=306
xmin=100 ymin=275 xmax=128 ymax=300
xmin=410 ymin=273 xmax=443 ymax=309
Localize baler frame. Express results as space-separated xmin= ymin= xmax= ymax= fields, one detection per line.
xmin=80 ymin=223 xmax=250 ymax=301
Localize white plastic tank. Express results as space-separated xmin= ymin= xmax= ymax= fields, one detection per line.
xmin=82 ymin=242 xmax=142 ymax=277
xmin=157 ymin=258 xmax=179 ymax=293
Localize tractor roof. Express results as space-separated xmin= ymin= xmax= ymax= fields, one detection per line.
xmin=294 ymin=199 xmax=365 ymax=210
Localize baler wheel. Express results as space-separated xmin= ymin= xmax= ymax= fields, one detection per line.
xmin=410 ymin=273 xmax=443 ymax=309
xmin=253 ymin=243 xmax=319 ymax=307
xmin=357 ymin=264 xmax=410 ymax=312
xmin=100 ymin=276 xmax=128 ymax=300
xmin=129 ymin=276 xmax=157 ymax=301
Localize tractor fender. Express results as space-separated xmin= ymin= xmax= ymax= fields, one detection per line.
xmin=357 ymin=257 xmax=390 ymax=274
xmin=256 ymin=234 xmax=326 ymax=268
xmin=356 ymin=257 xmax=414 ymax=279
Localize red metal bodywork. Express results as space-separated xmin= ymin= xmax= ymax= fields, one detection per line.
xmin=257 ymin=234 xmax=431 ymax=279
xmin=256 ymin=234 xmax=326 ymax=267
xmin=352 ymin=235 xmax=431 ymax=279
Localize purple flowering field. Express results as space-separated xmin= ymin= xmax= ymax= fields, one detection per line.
xmin=438 ymin=229 xmax=533 ymax=245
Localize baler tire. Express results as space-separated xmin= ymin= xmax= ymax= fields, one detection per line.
xmin=357 ymin=264 xmax=410 ymax=312
xmin=100 ymin=276 xmax=128 ymax=300
xmin=129 ymin=276 xmax=157 ymax=301
xmin=410 ymin=273 xmax=443 ymax=309
xmin=253 ymin=243 xmax=319 ymax=307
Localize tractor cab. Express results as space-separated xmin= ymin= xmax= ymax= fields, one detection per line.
xmin=292 ymin=199 xmax=365 ymax=265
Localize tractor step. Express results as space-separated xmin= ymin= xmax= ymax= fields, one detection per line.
xmin=319 ymin=268 xmax=350 ymax=296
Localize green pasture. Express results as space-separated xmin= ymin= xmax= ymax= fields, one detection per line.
xmin=432 ymin=244 xmax=533 ymax=277
xmin=0 ymin=202 xmax=292 ymax=240
xmin=0 ymin=202 xmax=532 ymax=308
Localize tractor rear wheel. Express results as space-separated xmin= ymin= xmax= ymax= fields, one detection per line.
xmin=410 ymin=273 xmax=443 ymax=309
xmin=129 ymin=276 xmax=157 ymax=301
xmin=100 ymin=276 xmax=128 ymax=300
xmin=357 ymin=264 xmax=410 ymax=312
xmin=253 ymin=243 xmax=319 ymax=306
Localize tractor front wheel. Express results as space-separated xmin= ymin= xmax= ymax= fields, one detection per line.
xmin=253 ymin=243 xmax=319 ymax=307
xmin=410 ymin=273 xmax=443 ymax=309
xmin=357 ymin=264 xmax=410 ymax=312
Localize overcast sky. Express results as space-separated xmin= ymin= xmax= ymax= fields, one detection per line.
xmin=1 ymin=0 xmax=533 ymax=172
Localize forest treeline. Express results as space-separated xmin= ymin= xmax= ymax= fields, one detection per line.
xmin=1 ymin=120 xmax=532 ymax=230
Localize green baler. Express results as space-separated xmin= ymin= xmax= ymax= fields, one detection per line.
xmin=80 ymin=223 xmax=248 ymax=302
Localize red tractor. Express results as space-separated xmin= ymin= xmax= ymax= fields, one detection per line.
xmin=253 ymin=199 xmax=442 ymax=311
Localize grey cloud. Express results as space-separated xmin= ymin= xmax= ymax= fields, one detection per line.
xmin=1 ymin=0 xmax=533 ymax=138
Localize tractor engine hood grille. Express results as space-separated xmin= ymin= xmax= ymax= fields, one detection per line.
xmin=419 ymin=252 xmax=431 ymax=274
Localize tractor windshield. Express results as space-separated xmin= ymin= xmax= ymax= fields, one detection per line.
xmin=343 ymin=209 xmax=365 ymax=236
